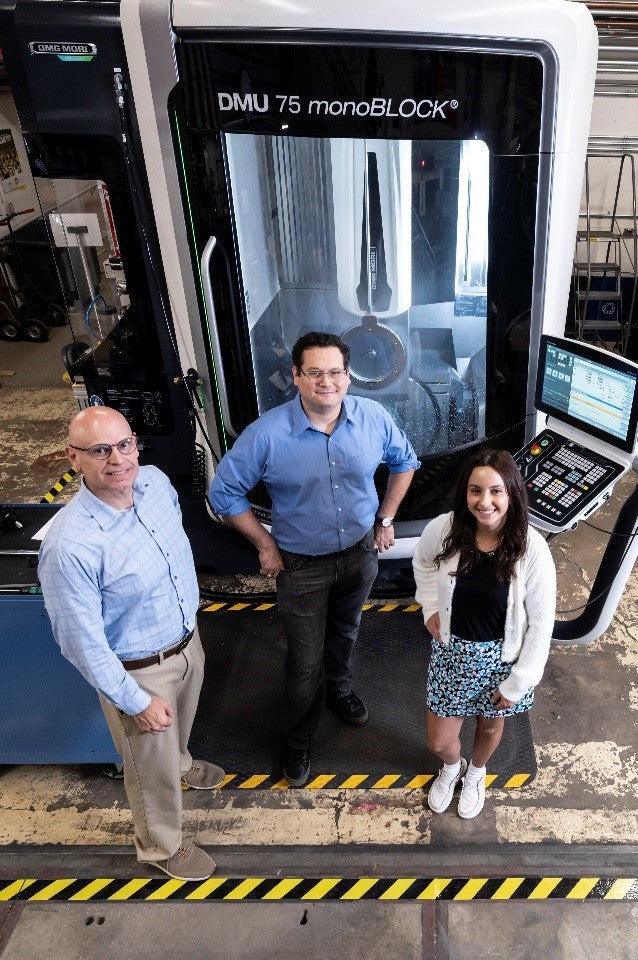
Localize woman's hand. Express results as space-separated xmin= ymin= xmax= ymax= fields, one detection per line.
xmin=426 ymin=612 xmax=441 ymax=641
xmin=491 ymin=690 xmax=515 ymax=710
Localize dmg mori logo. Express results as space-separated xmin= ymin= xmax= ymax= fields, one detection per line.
xmin=28 ymin=41 xmax=97 ymax=62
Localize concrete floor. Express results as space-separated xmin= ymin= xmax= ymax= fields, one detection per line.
xmin=0 ymin=327 xmax=637 ymax=958
xmin=0 ymin=325 xmax=77 ymax=505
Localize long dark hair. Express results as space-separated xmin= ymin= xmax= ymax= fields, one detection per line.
xmin=436 ymin=448 xmax=529 ymax=582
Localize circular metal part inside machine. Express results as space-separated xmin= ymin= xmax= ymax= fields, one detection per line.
xmin=343 ymin=314 xmax=406 ymax=390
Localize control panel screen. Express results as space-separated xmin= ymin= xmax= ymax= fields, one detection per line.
xmin=536 ymin=335 xmax=638 ymax=453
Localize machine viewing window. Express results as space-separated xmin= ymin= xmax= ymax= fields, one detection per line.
xmin=536 ymin=335 xmax=638 ymax=453
xmin=22 ymin=134 xmax=175 ymax=436
xmin=225 ymin=133 xmax=488 ymax=459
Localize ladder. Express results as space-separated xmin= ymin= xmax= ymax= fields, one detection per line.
xmin=572 ymin=152 xmax=638 ymax=355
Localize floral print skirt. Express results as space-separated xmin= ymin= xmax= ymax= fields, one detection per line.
xmin=426 ymin=634 xmax=534 ymax=718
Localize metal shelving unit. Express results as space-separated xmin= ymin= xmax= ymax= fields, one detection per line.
xmin=573 ymin=151 xmax=638 ymax=353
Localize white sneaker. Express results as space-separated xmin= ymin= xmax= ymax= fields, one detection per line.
xmin=427 ymin=758 xmax=467 ymax=813
xmin=458 ymin=769 xmax=486 ymax=819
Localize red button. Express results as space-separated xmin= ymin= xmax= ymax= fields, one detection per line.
xmin=530 ymin=444 xmax=542 ymax=455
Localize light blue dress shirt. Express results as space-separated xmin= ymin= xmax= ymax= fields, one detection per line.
xmin=210 ymin=394 xmax=420 ymax=554
xmin=38 ymin=465 xmax=199 ymax=715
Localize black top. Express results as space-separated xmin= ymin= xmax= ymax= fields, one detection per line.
xmin=450 ymin=550 xmax=510 ymax=642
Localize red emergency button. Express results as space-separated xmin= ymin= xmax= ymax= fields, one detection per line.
xmin=530 ymin=444 xmax=542 ymax=456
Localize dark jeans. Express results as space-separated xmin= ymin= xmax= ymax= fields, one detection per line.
xmin=277 ymin=530 xmax=379 ymax=749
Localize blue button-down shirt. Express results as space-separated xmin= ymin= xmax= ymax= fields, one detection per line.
xmin=38 ymin=465 xmax=199 ymax=715
xmin=210 ymin=394 xmax=420 ymax=554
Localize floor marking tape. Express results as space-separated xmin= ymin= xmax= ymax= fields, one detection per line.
xmin=3 ymin=876 xmax=635 ymax=902
xmin=39 ymin=469 xmax=78 ymax=503
xmin=206 ymin=772 xmax=535 ymax=790
xmin=201 ymin=602 xmax=422 ymax=613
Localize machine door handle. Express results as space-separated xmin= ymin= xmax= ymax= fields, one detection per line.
xmin=200 ymin=234 xmax=239 ymax=439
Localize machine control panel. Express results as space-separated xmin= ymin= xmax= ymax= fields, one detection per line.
xmin=515 ymin=334 xmax=638 ymax=532
xmin=104 ymin=386 xmax=171 ymax=433
xmin=514 ymin=430 xmax=624 ymax=530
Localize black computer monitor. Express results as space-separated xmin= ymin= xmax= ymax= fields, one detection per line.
xmin=536 ymin=335 xmax=638 ymax=454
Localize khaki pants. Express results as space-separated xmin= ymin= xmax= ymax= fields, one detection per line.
xmin=100 ymin=627 xmax=205 ymax=863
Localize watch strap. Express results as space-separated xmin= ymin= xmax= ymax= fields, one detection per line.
xmin=375 ymin=515 xmax=394 ymax=527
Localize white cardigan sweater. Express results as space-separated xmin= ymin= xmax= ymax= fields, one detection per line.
xmin=412 ymin=512 xmax=556 ymax=703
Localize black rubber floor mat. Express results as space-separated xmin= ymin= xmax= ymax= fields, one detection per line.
xmin=191 ymin=607 xmax=537 ymax=786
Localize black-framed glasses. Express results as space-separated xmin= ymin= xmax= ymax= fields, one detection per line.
xmin=299 ymin=368 xmax=348 ymax=382
xmin=69 ymin=435 xmax=137 ymax=460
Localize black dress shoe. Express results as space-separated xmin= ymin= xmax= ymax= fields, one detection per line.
xmin=326 ymin=690 xmax=369 ymax=726
xmin=283 ymin=746 xmax=311 ymax=787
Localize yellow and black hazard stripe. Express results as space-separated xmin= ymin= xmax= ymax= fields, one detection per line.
xmin=202 ymin=772 xmax=532 ymax=790
xmin=201 ymin=601 xmax=422 ymax=614
xmin=40 ymin=468 xmax=78 ymax=503
xmin=1 ymin=876 xmax=636 ymax=902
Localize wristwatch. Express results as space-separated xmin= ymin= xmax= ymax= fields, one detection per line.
xmin=375 ymin=515 xmax=394 ymax=528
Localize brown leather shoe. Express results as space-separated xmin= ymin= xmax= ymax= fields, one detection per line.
xmin=154 ymin=843 xmax=216 ymax=881
xmin=181 ymin=760 xmax=225 ymax=790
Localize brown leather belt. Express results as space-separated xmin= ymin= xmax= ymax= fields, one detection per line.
xmin=121 ymin=631 xmax=194 ymax=671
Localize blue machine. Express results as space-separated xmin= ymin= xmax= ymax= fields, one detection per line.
xmin=0 ymin=595 xmax=119 ymax=764
xmin=0 ymin=506 xmax=119 ymax=763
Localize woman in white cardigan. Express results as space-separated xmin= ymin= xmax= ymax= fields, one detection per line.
xmin=412 ymin=449 xmax=556 ymax=819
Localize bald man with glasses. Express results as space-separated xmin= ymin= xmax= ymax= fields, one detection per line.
xmin=38 ymin=405 xmax=224 ymax=881
xmin=211 ymin=331 xmax=419 ymax=787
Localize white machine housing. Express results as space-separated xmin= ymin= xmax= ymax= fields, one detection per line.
xmin=120 ymin=0 xmax=598 ymax=560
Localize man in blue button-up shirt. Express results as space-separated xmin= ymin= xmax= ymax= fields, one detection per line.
xmin=211 ymin=332 xmax=419 ymax=787
xmin=39 ymin=406 xmax=224 ymax=882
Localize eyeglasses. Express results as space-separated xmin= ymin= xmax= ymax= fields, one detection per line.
xmin=299 ymin=368 xmax=349 ymax=382
xmin=69 ymin=436 xmax=137 ymax=460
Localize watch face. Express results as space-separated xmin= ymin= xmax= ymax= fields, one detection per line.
xmin=380 ymin=517 xmax=393 ymax=527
